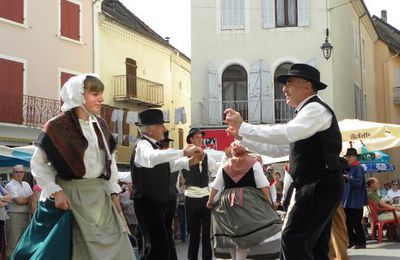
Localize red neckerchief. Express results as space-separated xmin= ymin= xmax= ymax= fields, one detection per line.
xmin=350 ymin=161 xmax=361 ymax=167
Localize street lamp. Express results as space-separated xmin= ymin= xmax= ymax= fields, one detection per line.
xmin=321 ymin=28 xmax=333 ymax=60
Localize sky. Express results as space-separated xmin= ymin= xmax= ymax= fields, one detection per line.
xmin=120 ymin=0 xmax=400 ymax=58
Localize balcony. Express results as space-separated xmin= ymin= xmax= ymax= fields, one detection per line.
xmin=197 ymin=99 xmax=294 ymax=126
xmin=113 ymin=75 xmax=164 ymax=107
xmin=394 ymin=87 xmax=400 ymax=105
xmin=0 ymin=90 xmax=60 ymax=128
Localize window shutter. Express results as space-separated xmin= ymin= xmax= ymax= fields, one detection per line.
xmin=248 ymin=61 xmax=261 ymax=123
xmin=0 ymin=58 xmax=23 ymax=124
xmin=123 ymin=110 xmax=130 ymax=145
xmin=0 ymin=0 xmax=24 ymax=24
xmin=208 ymin=61 xmax=222 ymax=124
xmin=397 ymin=68 xmax=400 ymax=87
xmin=61 ymin=0 xmax=80 ymax=41
xmin=60 ymin=72 xmax=75 ymax=88
xmin=353 ymin=24 xmax=359 ymax=63
xmin=262 ymin=0 xmax=275 ymax=28
xmin=354 ymin=85 xmax=361 ymax=119
xmin=259 ymin=60 xmax=273 ymax=123
xmin=297 ymin=0 xmax=310 ymax=27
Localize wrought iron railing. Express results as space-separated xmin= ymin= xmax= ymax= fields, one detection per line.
xmin=113 ymin=75 xmax=164 ymax=106
xmin=197 ymin=99 xmax=294 ymax=125
xmin=0 ymin=90 xmax=61 ymax=128
xmin=23 ymin=95 xmax=61 ymax=127
xmin=394 ymin=87 xmax=400 ymax=105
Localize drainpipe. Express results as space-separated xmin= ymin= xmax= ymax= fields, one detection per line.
xmin=358 ymin=12 xmax=366 ymax=119
xmin=92 ymin=0 xmax=101 ymax=73
xmin=383 ymin=53 xmax=399 ymax=122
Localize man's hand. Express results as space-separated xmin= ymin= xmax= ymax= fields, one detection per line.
xmin=189 ymin=153 xmax=204 ymax=166
xmin=226 ymin=126 xmax=242 ymax=140
xmin=206 ymin=199 xmax=214 ymax=209
xmin=0 ymin=201 xmax=7 ymax=207
xmin=224 ymin=108 xmax=243 ymax=131
xmin=53 ymin=191 xmax=72 ymax=210
xmin=183 ymin=144 xmax=204 ymax=158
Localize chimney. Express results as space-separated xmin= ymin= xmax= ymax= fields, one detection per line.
xmin=381 ymin=10 xmax=387 ymax=22
xmin=165 ymin=36 xmax=170 ymax=43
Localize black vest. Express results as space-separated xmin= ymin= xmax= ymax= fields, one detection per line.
xmin=130 ymin=137 xmax=171 ymax=204
xmin=223 ymin=168 xmax=256 ymax=189
xmin=181 ymin=154 xmax=209 ymax=188
xmin=289 ymin=96 xmax=342 ymax=188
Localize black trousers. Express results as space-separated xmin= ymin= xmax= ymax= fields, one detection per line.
xmin=344 ymin=207 xmax=366 ymax=246
xmin=185 ymin=196 xmax=212 ymax=260
xmin=165 ymin=199 xmax=178 ymax=260
xmin=280 ymin=174 xmax=344 ymax=260
xmin=134 ymin=198 xmax=175 ymax=260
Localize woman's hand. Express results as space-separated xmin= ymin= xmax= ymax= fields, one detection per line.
xmin=53 ymin=191 xmax=72 ymax=210
xmin=206 ymin=199 xmax=214 ymax=209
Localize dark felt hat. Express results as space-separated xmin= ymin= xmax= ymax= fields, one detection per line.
xmin=136 ymin=109 xmax=164 ymax=126
xmin=158 ymin=131 xmax=174 ymax=148
xmin=344 ymin=148 xmax=359 ymax=157
xmin=276 ymin=63 xmax=327 ymax=90
xmin=186 ymin=128 xmax=205 ymax=144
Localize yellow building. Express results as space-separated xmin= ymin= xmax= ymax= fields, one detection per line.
xmin=93 ymin=0 xmax=191 ymax=164
xmin=372 ymin=12 xmax=400 ymax=182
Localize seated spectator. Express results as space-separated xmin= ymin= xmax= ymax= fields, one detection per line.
xmin=379 ymin=182 xmax=390 ymax=198
xmin=384 ymin=180 xmax=400 ymax=204
xmin=273 ymin=172 xmax=283 ymax=209
xmin=367 ymin=177 xmax=400 ymax=220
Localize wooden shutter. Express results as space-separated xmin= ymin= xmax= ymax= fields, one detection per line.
xmin=259 ymin=60 xmax=273 ymax=123
xmin=208 ymin=61 xmax=222 ymax=124
xmin=61 ymin=0 xmax=80 ymax=41
xmin=126 ymin=58 xmax=137 ymax=97
xmin=297 ymin=0 xmax=310 ymax=27
xmin=262 ymin=0 xmax=275 ymax=28
xmin=100 ymin=104 xmax=113 ymax=129
xmin=248 ymin=61 xmax=261 ymax=123
xmin=0 ymin=0 xmax=24 ymax=24
xmin=60 ymin=72 xmax=75 ymax=88
xmin=0 ymin=58 xmax=24 ymax=124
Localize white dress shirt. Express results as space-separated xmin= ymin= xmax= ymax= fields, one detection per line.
xmin=239 ymin=95 xmax=332 ymax=153
xmin=5 ymin=179 xmax=33 ymax=213
xmin=31 ymin=119 xmax=122 ymax=201
xmin=133 ymin=135 xmax=190 ymax=172
xmin=212 ymin=161 xmax=269 ymax=191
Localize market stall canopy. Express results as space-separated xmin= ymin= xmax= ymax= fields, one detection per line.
xmin=339 ymin=119 xmax=400 ymax=152
xmin=0 ymin=145 xmax=35 ymax=167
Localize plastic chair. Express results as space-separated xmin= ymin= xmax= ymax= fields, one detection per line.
xmin=367 ymin=199 xmax=399 ymax=243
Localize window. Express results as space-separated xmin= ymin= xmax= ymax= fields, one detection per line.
xmin=275 ymin=0 xmax=297 ymax=27
xmin=0 ymin=0 xmax=24 ymax=24
xmin=60 ymin=71 xmax=75 ymax=88
xmin=0 ymin=57 xmax=24 ymax=124
xmin=221 ymin=0 xmax=245 ymax=30
xmin=60 ymin=0 xmax=81 ymax=41
xmin=222 ymin=65 xmax=248 ymax=121
xmin=274 ymin=62 xmax=295 ymax=123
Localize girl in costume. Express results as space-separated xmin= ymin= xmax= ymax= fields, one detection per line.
xmin=207 ymin=141 xmax=282 ymax=260
xmin=22 ymin=74 xmax=135 ymax=259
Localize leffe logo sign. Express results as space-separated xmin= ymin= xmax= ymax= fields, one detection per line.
xmin=350 ymin=132 xmax=371 ymax=140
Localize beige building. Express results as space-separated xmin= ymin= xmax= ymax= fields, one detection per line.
xmin=372 ymin=12 xmax=400 ymax=181
xmin=0 ymin=0 xmax=93 ymax=146
xmin=191 ymin=0 xmax=377 ymax=151
xmin=94 ymin=0 xmax=191 ymax=163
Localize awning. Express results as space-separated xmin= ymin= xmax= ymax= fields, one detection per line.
xmin=0 ymin=145 xmax=34 ymax=167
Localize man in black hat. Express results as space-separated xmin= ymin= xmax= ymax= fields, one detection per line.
xmin=181 ymin=128 xmax=219 ymax=260
xmin=342 ymin=148 xmax=368 ymax=249
xmin=225 ymin=63 xmax=344 ymax=260
xmin=130 ymin=109 xmax=204 ymax=260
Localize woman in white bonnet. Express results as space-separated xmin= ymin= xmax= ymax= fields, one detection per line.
xmin=14 ymin=74 xmax=135 ymax=259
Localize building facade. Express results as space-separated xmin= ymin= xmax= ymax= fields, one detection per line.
xmin=0 ymin=0 xmax=93 ymax=146
xmin=191 ymin=0 xmax=377 ymax=151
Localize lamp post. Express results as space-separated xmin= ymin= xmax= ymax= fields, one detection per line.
xmin=321 ymin=28 xmax=333 ymax=60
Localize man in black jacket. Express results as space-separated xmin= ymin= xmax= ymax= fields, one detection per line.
xmin=225 ymin=64 xmax=344 ymax=260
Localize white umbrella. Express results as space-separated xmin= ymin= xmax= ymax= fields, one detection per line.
xmin=338 ymin=119 xmax=400 ymax=153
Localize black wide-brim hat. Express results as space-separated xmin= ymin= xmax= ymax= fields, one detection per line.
xmin=276 ymin=63 xmax=327 ymax=90
xmin=186 ymin=128 xmax=205 ymax=144
xmin=135 ymin=109 xmax=164 ymax=126
xmin=344 ymin=148 xmax=359 ymax=157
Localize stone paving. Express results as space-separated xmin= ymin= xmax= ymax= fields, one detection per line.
xmin=175 ymin=237 xmax=400 ymax=260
